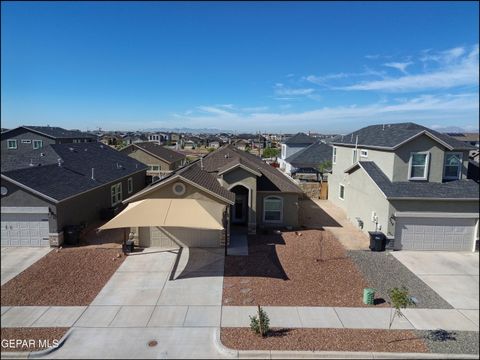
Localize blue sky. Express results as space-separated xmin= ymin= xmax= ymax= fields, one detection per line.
xmin=1 ymin=1 xmax=479 ymax=133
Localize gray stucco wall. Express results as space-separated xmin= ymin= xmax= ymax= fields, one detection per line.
xmin=55 ymin=170 xmax=147 ymax=231
xmin=1 ymin=178 xmax=58 ymax=233
xmin=393 ymin=135 xmax=470 ymax=182
xmin=1 ymin=129 xmax=54 ymax=153
xmin=256 ymin=192 xmax=299 ymax=227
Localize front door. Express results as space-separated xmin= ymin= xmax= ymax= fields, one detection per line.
xmin=232 ymin=194 xmax=247 ymax=224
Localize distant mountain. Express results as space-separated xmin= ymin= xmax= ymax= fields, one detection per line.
xmin=431 ymin=125 xmax=479 ymax=133
xmin=142 ymin=127 xmax=233 ymax=134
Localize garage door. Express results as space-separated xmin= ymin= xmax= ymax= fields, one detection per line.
xmin=395 ymin=217 xmax=476 ymax=251
xmin=1 ymin=210 xmax=50 ymax=247
xmin=139 ymin=226 xmax=221 ymax=248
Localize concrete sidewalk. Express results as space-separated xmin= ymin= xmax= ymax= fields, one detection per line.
xmin=1 ymin=247 xmax=52 ymax=285
xmin=3 ymin=305 xmax=478 ymax=331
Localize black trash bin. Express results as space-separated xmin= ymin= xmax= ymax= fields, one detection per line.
xmin=368 ymin=231 xmax=386 ymax=252
xmin=64 ymin=225 xmax=81 ymax=245
xmin=123 ymin=240 xmax=134 ymax=254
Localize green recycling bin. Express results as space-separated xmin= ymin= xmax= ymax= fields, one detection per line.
xmin=363 ymin=288 xmax=375 ymax=305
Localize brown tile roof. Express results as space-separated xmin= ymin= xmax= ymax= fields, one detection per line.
xmin=130 ymin=142 xmax=186 ymax=163
xmin=203 ymin=144 xmax=302 ymax=193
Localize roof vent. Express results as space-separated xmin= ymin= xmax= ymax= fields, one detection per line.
xmin=382 ymin=124 xmax=385 ymax=130
xmin=57 ymin=158 xmax=63 ymax=167
xmin=100 ymin=144 xmax=104 ymax=149
xmin=29 ymin=159 xmax=34 ymax=166
xmin=91 ymin=168 xmax=95 ymax=180
xmin=40 ymin=153 xmax=45 ymax=157
xmin=69 ymin=147 xmax=74 ymax=151
xmin=200 ymin=156 xmax=204 ymax=170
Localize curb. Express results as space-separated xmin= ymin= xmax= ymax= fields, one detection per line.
xmin=0 ymin=352 xmax=30 ymax=359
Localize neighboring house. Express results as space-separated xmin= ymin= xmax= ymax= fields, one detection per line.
xmin=278 ymin=132 xmax=316 ymax=171
xmin=448 ymin=132 xmax=480 ymax=148
xmin=123 ymin=133 xmax=148 ymax=145
xmin=120 ymin=142 xmax=186 ymax=182
xmin=148 ymin=133 xmax=168 ymax=144
xmin=329 ymin=122 xmax=479 ymax=252
xmin=1 ymin=142 xmax=147 ymax=247
xmin=182 ymin=140 xmax=196 ymax=150
xmin=234 ymin=139 xmax=250 ymax=151
xmin=117 ymin=144 xmax=303 ymax=248
xmin=1 ymin=125 xmax=97 ymax=152
xmin=208 ymin=141 xmax=221 ymax=149
xmin=283 ymin=142 xmax=333 ymax=176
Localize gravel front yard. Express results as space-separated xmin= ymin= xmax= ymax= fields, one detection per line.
xmin=1 ymin=247 xmax=125 ymax=306
xmin=221 ymin=328 xmax=428 ymax=352
xmin=347 ymin=250 xmax=452 ymax=309
xmin=1 ymin=327 xmax=68 ymax=352
xmin=418 ymin=330 xmax=479 ymax=355
xmin=223 ymin=229 xmax=385 ymax=306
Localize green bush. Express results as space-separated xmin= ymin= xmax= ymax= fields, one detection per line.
xmin=249 ymin=306 xmax=270 ymax=337
xmin=262 ymin=147 xmax=280 ymax=158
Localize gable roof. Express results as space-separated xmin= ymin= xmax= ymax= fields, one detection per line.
xmin=285 ymin=142 xmax=332 ymax=168
xmin=123 ymin=142 xmax=186 ymax=163
xmin=217 ymin=157 xmax=262 ymax=177
xmin=1 ymin=142 xmax=147 ymax=202
xmin=202 ymin=144 xmax=302 ymax=193
xmin=332 ymin=123 xmax=474 ymax=151
xmin=124 ymin=161 xmax=235 ymax=204
xmin=284 ymin=132 xmax=316 ymax=145
xmin=1 ymin=126 xmax=97 ymax=140
xmin=346 ymin=161 xmax=479 ymax=200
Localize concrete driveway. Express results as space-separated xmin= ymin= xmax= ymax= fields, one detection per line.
xmin=393 ymin=251 xmax=479 ymax=310
xmin=1 ymin=247 xmax=52 ymax=285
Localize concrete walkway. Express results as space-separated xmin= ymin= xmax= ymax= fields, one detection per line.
xmin=3 ymin=305 xmax=478 ymax=331
xmin=1 ymin=247 xmax=52 ymax=285
xmin=227 ymin=227 xmax=248 ymax=256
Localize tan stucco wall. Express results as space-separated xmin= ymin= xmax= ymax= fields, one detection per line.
xmin=121 ymin=146 xmax=177 ymax=171
xmin=393 ymin=135 xmax=470 ymax=182
xmin=256 ymin=192 xmax=299 ymax=227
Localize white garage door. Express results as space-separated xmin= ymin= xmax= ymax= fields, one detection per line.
xmin=1 ymin=209 xmax=50 ymax=247
xmin=139 ymin=226 xmax=221 ymax=248
xmin=395 ymin=217 xmax=476 ymax=251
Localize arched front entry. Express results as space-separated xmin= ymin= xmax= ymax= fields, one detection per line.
xmin=230 ymin=184 xmax=249 ymax=225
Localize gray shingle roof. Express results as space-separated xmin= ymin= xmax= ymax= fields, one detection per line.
xmin=350 ymin=161 xmax=479 ymax=199
xmin=333 ymin=123 xmax=474 ymax=150
xmin=203 ymin=145 xmax=302 ymax=193
xmin=127 ymin=142 xmax=186 ymax=163
xmin=284 ymin=132 xmax=316 ymax=145
xmin=285 ymin=142 xmax=332 ymax=168
xmin=2 ymin=142 xmax=147 ymax=202
xmin=14 ymin=126 xmax=96 ymax=139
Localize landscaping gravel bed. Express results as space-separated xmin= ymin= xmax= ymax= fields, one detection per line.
xmin=221 ymin=327 xmax=428 ymax=352
xmin=223 ymin=229 xmax=386 ymax=306
xmin=347 ymin=250 xmax=452 ymax=309
xmin=1 ymin=247 xmax=125 ymax=306
xmin=1 ymin=327 xmax=68 ymax=352
xmin=417 ymin=330 xmax=479 ymax=355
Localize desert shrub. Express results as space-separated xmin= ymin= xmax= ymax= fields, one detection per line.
xmin=249 ymin=306 xmax=270 ymax=337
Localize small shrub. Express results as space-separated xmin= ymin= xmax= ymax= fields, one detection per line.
xmin=249 ymin=306 xmax=270 ymax=337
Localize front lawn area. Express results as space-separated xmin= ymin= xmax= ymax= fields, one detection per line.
xmin=223 ymin=229 xmax=384 ymax=306
xmin=1 ymin=247 xmax=125 ymax=306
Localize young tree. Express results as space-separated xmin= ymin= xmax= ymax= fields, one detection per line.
xmin=388 ymin=286 xmax=416 ymax=329
xmin=317 ymin=160 xmax=332 ymax=173
xmin=249 ymin=306 xmax=270 ymax=337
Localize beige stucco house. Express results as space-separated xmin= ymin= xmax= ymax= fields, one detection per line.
xmin=329 ymin=122 xmax=479 ymax=252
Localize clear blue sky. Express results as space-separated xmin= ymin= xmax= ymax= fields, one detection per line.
xmin=1 ymin=1 xmax=478 ymax=133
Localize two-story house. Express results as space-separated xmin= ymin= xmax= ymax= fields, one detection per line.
xmin=120 ymin=142 xmax=186 ymax=182
xmin=278 ymin=132 xmax=316 ymax=173
xmin=329 ymin=122 xmax=479 ymax=252
xmin=1 ymin=125 xmax=97 ymax=151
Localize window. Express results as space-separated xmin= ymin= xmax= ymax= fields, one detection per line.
xmin=332 ymin=147 xmax=337 ymax=164
xmin=149 ymin=165 xmax=160 ymax=171
xmin=172 ymin=182 xmax=186 ymax=196
xmin=33 ymin=140 xmax=43 ymax=149
xmin=360 ymin=150 xmax=368 ymax=158
xmin=443 ymin=152 xmax=463 ymax=180
xmin=408 ymin=152 xmax=429 ymax=180
xmin=111 ymin=183 xmax=122 ymax=206
xmin=127 ymin=177 xmax=133 ymax=194
xmin=7 ymin=140 xmax=17 ymax=149
xmin=21 ymin=139 xmax=31 ymax=144
xmin=339 ymin=184 xmax=345 ymax=200
xmin=352 ymin=149 xmax=357 ymax=164
xmin=263 ymin=196 xmax=283 ymax=223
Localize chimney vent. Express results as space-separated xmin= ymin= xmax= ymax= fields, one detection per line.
xmin=200 ymin=157 xmax=204 ymax=170
xmin=57 ymin=158 xmax=63 ymax=167
xmin=91 ymin=168 xmax=95 ymax=180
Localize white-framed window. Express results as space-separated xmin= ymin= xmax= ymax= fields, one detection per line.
xmin=360 ymin=149 xmax=368 ymax=158
xmin=443 ymin=152 xmax=463 ymax=180
xmin=408 ymin=152 xmax=430 ymax=180
xmin=127 ymin=177 xmax=133 ymax=194
xmin=21 ymin=139 xmax=31 ymax=144
xmin=149 ymin=165 xmax=160 ymax=171
xmin=332 ymin=147 xmax=337 ymax=164
xmin=172 ymin=182 xmax=186 ymax=196
xmin=352 ymin=149 xmax=358 ymax=164
xmin=111 ymin=183 xmax=122 ymax=206
xmin=7 ymin=140 xmax=17 ymax=149
xmin=263 ymin=196 xmax=283 ymax=223
xmin=339 ymin=184 xmax=345 ymax=200
xmin=33 ymin=140 xmax=43 ymax=149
